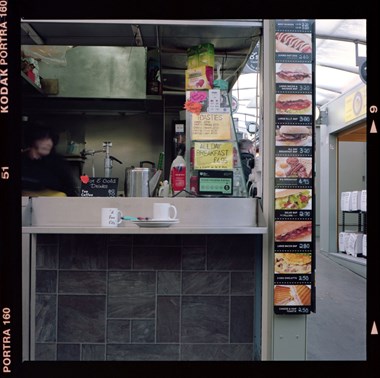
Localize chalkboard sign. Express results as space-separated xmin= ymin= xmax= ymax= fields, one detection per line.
xmin=80 ymin=177 xmax=119 ymax=197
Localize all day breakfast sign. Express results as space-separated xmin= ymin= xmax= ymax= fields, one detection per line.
xmin=194 ymin=142 xmax=233 ymax=170
xmin=191 ymin=113 xmax=231 ymax=140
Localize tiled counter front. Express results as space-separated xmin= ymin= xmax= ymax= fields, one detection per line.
xmin=34 ymin=233 xmax=262 ymax=361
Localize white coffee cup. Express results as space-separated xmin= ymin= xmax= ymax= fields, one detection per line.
xmin=101 ymin=208 xmax=123 ymax=227
xmin=153 ymin=203 xmax=177 ymax=220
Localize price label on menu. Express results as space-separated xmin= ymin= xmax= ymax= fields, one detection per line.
xmin=276 ymin=115 xmax=313 ymax=125
xmin=276 ymin=83 xmax=313 ymax=94
xmin=275 ymin=146 xmax=313 ymax=157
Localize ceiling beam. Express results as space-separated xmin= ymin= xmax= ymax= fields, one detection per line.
xmin=21 ymin=23 xmax=45 ymax=44
xmin=316 ymin=34 xmax=366 ymax=45
xmin=21 ymin=19 xmax=263 ymax=27
xmin=316 ymin=61 xmax=359 ymax=74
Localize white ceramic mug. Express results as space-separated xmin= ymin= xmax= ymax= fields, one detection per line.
xmin=153 ymin=203 xmax=177 ymax=220
xmin=101 ymin=208 xmax=123 ymax=227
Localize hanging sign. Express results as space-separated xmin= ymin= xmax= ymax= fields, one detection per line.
xmin=191 ymin=113 xmax=231 ymax=140
xmin=273 ymin=19 xmax=316 ymax=315
xmin=193 ymin=142 xmax=233 ymax=170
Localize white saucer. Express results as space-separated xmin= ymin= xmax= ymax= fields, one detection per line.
xmin=132 ymin=219 xmax=179 ymax=228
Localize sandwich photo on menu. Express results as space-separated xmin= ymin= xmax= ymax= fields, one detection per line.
xmin=275 ymin=220 xmax=312 ymax=242
xmin=274 ymin=285 xmax=311 ymax=306
xmin=276 ymin=63 xmax=312 ymax=83
xmin=276 ymin=125 xmax=312 ymax=146
xmin=275 ymin=253 xmax=312 ymax=274
xmin=275 ymin=94 xmax=312 ymax=115
xmin=275 ymin=188 xmax=312 ymax=210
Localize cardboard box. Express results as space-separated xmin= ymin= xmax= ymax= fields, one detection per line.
xmin=185 ymin=66 xmax=214 ymax=90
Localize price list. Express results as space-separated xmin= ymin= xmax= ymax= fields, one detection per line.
xmin=273 ymin=19 xmax=316 ymax=315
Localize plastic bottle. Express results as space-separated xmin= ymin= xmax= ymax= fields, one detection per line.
xmin=169 ymin=144 xmax=186 ymax=196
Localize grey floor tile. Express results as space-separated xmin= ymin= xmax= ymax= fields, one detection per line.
xmin=36 ymin=270 xmax=57 ymax=293
xmin=131 ymin=320 xmax=155 ymax=343
xmin=157 ymin=271 xmax=181 ymax=295
xmin=181 ymin=344 xmax=254 ymax=361
xmin=157 ymin=296 xmax=180 ymax=343
xmin=35 ymin=294 xmax=56 ymax=342
xmin=106 ymin=344 xmax=179 ymax=361
xmin=133 ymin=246 xmax=181 ymax=270
xmin=231 ymin=272 xmax=255 ymax=295
xmin=36 ymin=245 xmax=58 ymax=269
xmin=107 ymin=319 xmax=130 ymax=343
xmin=57 ymin=343 xmax=80 ymax=360
xmin=58 ymin=271 xmax=106 ymax=294
xmin=59 ymin=235 xmax=107 ymax=270
xmin=108 ymin=245 xmax=132 ymax=270
xmin=230 ymin=296 xmax=254 ymax=343
xmin=35 ymin=343 xmax=57 ymax=361
xmin=57 ymin=295 xmax=106 ymax=343
xmin=181 ymin=246 xmax=206 ymax=270
xmin=82 ymin=344 xmax=105 ymax=361
xmin=182 ymin=272 xmax=229 ymax=295
xmin=181 ymin=296 xmax=229 ymax=343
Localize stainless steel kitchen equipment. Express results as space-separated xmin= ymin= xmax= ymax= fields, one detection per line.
xmin=124 ymin=161 xmax=161 ymax=197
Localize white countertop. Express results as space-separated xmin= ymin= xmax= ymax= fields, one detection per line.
xmin=21 ymin=196 xmax=268 ymax=234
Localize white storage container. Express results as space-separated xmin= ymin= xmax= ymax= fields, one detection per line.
xmin=347 ymin=233 xmax=364 ymax=257
xmin=343 ymin=231 xmax=354 ymax=253
xmin=360 ymin=190 xmax=367 ymax=212
xmin=362 ymin=234 xmax=367 ymax=257
xmin=341 ymin=191 xmax=352 ymax=211
xmin=339 ymin=232 xmax=346 ymax=252
xmin=350 ymin=191 xmax=361 ymax=211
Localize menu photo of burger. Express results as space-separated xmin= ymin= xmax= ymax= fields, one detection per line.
xmin=275 ymin=252 xmax=312 ymax=274
xmin=275 ymin=188 xmax=312 ymax=210
xmin=276 ymin=63 xmax=312 ymax=84
xmin=275 ymin=220 xmax=312 ymax=242
xmin=276 ymin=94 xmax=312 ymax=115
xmin=274 ymin=284 xmax=311 ymax=306
xmin=276 ymin=125 xmax=312 ymax=146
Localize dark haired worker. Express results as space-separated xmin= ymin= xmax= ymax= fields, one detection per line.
xmin=21 ymin=126 xmax=78 ymax=197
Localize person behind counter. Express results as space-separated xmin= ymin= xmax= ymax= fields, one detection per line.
xmin=21 ymin=124 xmax=78 ymax=197
xmin=238 ymin=138 xmax=256 ymax=197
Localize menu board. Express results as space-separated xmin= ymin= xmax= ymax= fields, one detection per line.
xmin=80 ymin=177 xmax=119 ymax=197
xmin=273 ymin=19 xmax=316 ymax=315
xmin=191 ymin=113 xmax=231 ymax=140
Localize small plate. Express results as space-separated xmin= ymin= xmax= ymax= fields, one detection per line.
xmin=132 ymin=219 xmax=180 ymax=228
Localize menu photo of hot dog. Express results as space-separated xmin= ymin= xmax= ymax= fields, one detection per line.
xmin=275 ymin=157 xmax=312 ymax=178
xmin=276 ymin=93 xmax=312 ymax=115
xmin=275 ymin=220 xmax=312 ymax=242
xmin=275 ymin=32 xmax=312 ymax=54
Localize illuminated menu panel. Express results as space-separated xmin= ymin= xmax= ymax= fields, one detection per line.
xmin=273 ymin=20 xmax=316 ymax=315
